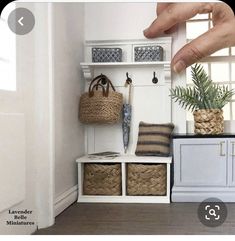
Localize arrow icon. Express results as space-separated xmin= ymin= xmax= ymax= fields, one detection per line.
xmin=8 ymin=8 xmax=35 ymax=35
xmin=18 ymin=17 xmax=24 ymax=26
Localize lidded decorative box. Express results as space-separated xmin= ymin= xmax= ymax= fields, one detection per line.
xmin=134 ymin=45 xmax=163 ymax=62
xmin=92 ymin=47 xmax=122 ymax=62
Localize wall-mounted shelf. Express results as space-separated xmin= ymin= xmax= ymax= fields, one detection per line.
xmin=81 ymin=61 xmax=171 ymax=81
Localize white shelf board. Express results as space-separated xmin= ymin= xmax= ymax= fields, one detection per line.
xmin=76 ymin=154 xmax=172 ymax=164
xmin=77 ymin=195 xmax=170 ymax=203
xmin=80 ymin=61 xmax=171 ymax=80
xmin=85 ymin=37 xmax=172 ymax=46
xmin=81 ymin=61 xmax=171 ymax=67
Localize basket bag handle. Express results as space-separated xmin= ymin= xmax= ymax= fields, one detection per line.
xmin=89 ymin=83 xmax=106 ymax=97
xmin=104 ymin=76 xmax=116 ymax=96
xmin=88 ymin=74 xmax=116 ymax=97
xmin=88 ymin=74 xmax=105 ymax=90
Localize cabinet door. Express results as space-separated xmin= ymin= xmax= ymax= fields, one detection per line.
xmin=228 ymin=139 xmax=235 ymax=186
xmin=174 ymin=138 xmax=227 ymax=187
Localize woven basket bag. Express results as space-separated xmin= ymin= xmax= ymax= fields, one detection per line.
xmin=193 ymin=109 xmax=224 ymax=135
xmin=127 ymin=164 xmax=167 ymax=196
xmin=83 ymin=163 xmax=122 ymax=195
xmin=79 ymin=74 xmax=123 ymax=124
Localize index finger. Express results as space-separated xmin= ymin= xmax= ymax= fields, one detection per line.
xmin=156 ymin=3 xmax=171 ymax=15
xmin=144 ymin=2 xmax=213 ymax=38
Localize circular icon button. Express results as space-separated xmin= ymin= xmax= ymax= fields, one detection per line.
xmin=197 ymin=197 xmax=227 ymax=227
xmin=8 ymin=8 xmax=35 ymax=35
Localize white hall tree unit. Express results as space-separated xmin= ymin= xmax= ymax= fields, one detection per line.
xmin=77 ymin=37 xmax=173 ymax=203
xmin=81 ymin=37 xmax=172 ymax=154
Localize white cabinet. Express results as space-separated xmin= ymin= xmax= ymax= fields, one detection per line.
xmin=172 ymin=136 xmax=235 ymax=202
xmin=174 ymin=139 xmax=227 ymax=186
xmin=228 ymin=140 xmax=235 ymax=186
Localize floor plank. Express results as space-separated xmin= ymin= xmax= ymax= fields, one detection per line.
xmin=35 ymin=203 xmax=235 ymax=235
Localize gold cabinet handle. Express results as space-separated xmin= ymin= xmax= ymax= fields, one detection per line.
xmin=220 ymin=141 xmax=226 ymax=156
xmin=231 ymin=142 xmax=235 ymax=156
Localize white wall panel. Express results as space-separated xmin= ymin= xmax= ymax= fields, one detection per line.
xmin=0 ymin=113 xmax=26 ymax=212
xmin=53 ymin=3 xmax=85 ymax=200
xmin=85 ymin=3 xmax=156 ymax=41
xmin=84 ymin=2 xmax=187 ymax=134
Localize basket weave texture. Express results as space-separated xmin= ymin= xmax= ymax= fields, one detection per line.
xmin=92 ymin=48 xmax=122 ymax=62
xmin=83 ymin=163 xmax=122 ymax=195
xmin=79 ymin=75 xmax=123 ymax=124
xmin=134 ymin=45 xmax=163 ymax=62
xmin=193 ymin=109 xmax=224 ymax=135
xmin=79 ymin=91 xmax=123 ymax=124
xmin=127 ymin=164 xmax=166 ymax=196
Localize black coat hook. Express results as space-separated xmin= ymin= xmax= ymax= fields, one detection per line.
xmin=126 ymin=72 xmax=132 ymax=85
xmin=152 ymin=71 xmax=158 ymax=84
xmin=100 ymin=73 xmax=107 ymax=85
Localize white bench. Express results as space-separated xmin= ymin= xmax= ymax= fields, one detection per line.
xmin=76 ymin=155 xmax=172 ymax=203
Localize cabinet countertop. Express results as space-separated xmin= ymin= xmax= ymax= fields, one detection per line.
xmin=172 ymin=133 xmax=235 ymax=139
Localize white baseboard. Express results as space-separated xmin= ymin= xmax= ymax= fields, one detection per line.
xmin=54 ymin=185 xmax=78 ymax=217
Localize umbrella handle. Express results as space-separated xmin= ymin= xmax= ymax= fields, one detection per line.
xmin=128 ymin=82 xmax=132 ymax=105
xmin=125 ymin=73 xmax=133 ymax=105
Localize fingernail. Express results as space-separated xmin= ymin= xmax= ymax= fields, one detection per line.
xmin=173 ymin=60 xmax=186 ymax=73
xmin=143 ymin=28 xmax=148 ymax=36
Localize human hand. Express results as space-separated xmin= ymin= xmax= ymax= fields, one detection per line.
xmin=144 ymin=2 xmax=235 ymax=73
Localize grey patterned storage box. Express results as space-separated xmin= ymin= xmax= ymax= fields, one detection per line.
xmin=92 ymin=48 xmax=122 ymax=62
xmin=134 ymin=45 xmax=163 ymax=62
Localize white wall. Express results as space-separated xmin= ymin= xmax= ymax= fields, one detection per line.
xmin=1 ymin=3 xmax=86 ymax=232
xmin=0 ymin=2 xmax=70 ymax=232
xmin=84 ymin=2 xmax=186 ymax=133
xmin=53 ymin=3 xmax=85 ymax=205
xmin=0 ymin=2 xmax=41 ymax=234
xmin=0 ymin=3 xmax=186 ymax=234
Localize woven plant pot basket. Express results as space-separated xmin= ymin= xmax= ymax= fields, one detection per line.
xmin=193 ymin=109 xmax=224 ymax=135
xmin=127 ymin=164 xmax=166 ymax=196
xmin=83 ymin=163 xmax=122 ymax=195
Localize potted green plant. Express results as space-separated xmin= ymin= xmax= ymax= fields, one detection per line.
xmin=170 ymin=64 xmax=234 ymax=135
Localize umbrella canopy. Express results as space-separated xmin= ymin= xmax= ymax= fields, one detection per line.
xmin=122 ymin=73 xmax=132 ymax=153
xmin=122 ymin=104 xmax=132 ymax=153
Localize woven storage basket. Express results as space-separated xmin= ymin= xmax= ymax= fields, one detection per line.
xmin=92 ymin=47 xmax=122 ymax=62
xmin=79 ymin=74 xmax=123 ymax=124
xmin=127 ymin=164 xmax=166 ymax=196
xmin=193 ymin=109 xmax=224 ymax=135
xmin=134 ymin=45 xmax=163 ymax=62
xmin=83 ymin=163 xmax=122 ymax=195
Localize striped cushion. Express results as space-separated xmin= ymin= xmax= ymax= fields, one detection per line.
xmin=135 ymin=122 xmax=174 ymax=156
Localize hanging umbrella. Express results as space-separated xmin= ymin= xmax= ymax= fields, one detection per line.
xmin=122 ymin=73 xmax=132 ymax=153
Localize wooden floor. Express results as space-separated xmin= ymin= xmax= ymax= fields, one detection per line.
xmin=35 ymin=202 xmax=235 ymax=235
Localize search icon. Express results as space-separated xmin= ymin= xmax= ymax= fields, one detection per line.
xmin=209 ymin=208 xmax=216 ymax=216
xmin=198 ymin=198 xmax=227 ymax=227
